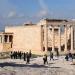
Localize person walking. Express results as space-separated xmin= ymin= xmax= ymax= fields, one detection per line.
xmin=23 ymin=52 xmax=26 ymax=61
xmin=13 ymin=51 xmax=16 ymax=59
xmin=68 ymin=52 xmax=73 ymax=62
xmin=29 ymin=50 xmax=32 ymax=58
xmin=26 ymin=52 xmax=30 ymax=64
xmin=56 ymin=50 xmax=59 ymax=58
xmin=43 ymin=54 xmax=48 ymax=64
xmin=15 ymin=51 xmax=17 ymax=59
xmin=19 ymin=51 xmax=22 ymax=59
xmin=50 ymin=51 xmax=54 ymax=60
xmin=10 ymin=51 xmax=13 ymax=59
xmin=65 ymin=54 xmax=69 ymax=61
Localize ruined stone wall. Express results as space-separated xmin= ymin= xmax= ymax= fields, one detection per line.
xmin=5 ymin=25 xmax=43 ymax=54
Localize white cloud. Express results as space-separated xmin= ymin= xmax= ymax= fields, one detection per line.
xmin=18 ymin=14 xmax=25 ymax=18
xmin=6 ymin=11 xmax=25 ymax=19
xmin=36 ymin=0 xmax=49 ymax=18
xmin=7 ymin=11 xmax=16 ymax=18
xmin=36 ymin=9 xmax=48 ymax=18
xmin=38 ymin=0 xmax=48 ymax=10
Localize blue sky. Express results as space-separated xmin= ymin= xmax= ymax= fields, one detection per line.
xmin=0 ymin=0 xmax=75 ymax=30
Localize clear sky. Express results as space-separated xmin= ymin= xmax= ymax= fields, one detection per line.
xmin=0 ymin=0 xmax=75 ymax=30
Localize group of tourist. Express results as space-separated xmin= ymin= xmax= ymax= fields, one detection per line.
xmin=43 ymin=50 xmax=74 ymax=65
xmin=10 ymin=50 xmax=32 ymax=64
xmin=43 ymin=50 xmax=59 ymax=64
xmin=10 ymin=50 xmax=74 ymax=65
xmin=65 ymin=51 xmax=73 ymax=61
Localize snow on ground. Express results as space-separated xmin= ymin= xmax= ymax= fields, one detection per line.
xmin=0 ymin=56 xmax=75 ymax=75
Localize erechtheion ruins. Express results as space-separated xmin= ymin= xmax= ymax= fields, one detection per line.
xmin=0 ymin=19 xmax=75 ymax=55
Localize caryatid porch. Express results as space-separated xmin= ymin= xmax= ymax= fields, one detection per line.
xmin=0 ymin=32 xmax=13 ymax=52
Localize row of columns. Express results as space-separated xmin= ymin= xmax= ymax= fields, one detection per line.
xmin=65 ymin=25 xmax=74 ymax=52
xmin=44 ymin=24 xmax=74 ymax=52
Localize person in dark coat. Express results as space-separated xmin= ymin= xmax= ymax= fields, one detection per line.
xmin=19 ymin=51 xmax=22 ymax=59
xmin=50 ymin=51 xmax=54 ymax=60
xmin=68 ymin=52 xmax=73 ymax=61
xmin=56 ymin=50 xmax=59 ymax=57
xmin=15 ymin=51 xmax=17 ymax=59
xmin=13 ymin=51 xmax=16 ymax=59
xmin=23 ymin=52 xmax=26 ymax=61
xmin=29 ymin=50 xmax=32 ymax=58
xmin=26 ymin=52 xmax=30 ymax=64
xmin=65 ymin=54 xmax=69 ymax=61
xmin=43 ymin=54 xmax=48 ymax=64
xmin=17 ymin=51 xmax=19 ymax=59
xmin=10 ymin=51 xmax=13 ymax=59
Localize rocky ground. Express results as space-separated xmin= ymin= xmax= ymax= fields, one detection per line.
xmin=0 ymin=56 xmax=75 ymax=75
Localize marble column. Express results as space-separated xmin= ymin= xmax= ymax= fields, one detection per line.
xmin=71 ymin=25 xmax=73 ymax=51
xmin=58 ymin=25 xmax=61 ymax=52
xmin=44 ymin=25 xmax=48 ymax=51
xmin=7 ymin=35 xmax=9 ymax=43
xmin=64 ymin=25 xmax=67 ymax=51
xmin=52 ymin=26 xmax=54 ymax=52
xmin=0 ymin=35 xmax=2 ymax=43
xmin=2 ymin=35 xmax=4 ymax=43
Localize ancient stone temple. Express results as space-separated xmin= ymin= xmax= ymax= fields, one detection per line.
xmin=0 ymin=19 xmax=75 ymax=55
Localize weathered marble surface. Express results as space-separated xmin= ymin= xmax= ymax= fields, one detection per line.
xmin=0 ymin=56 xmax=75 ymax=75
